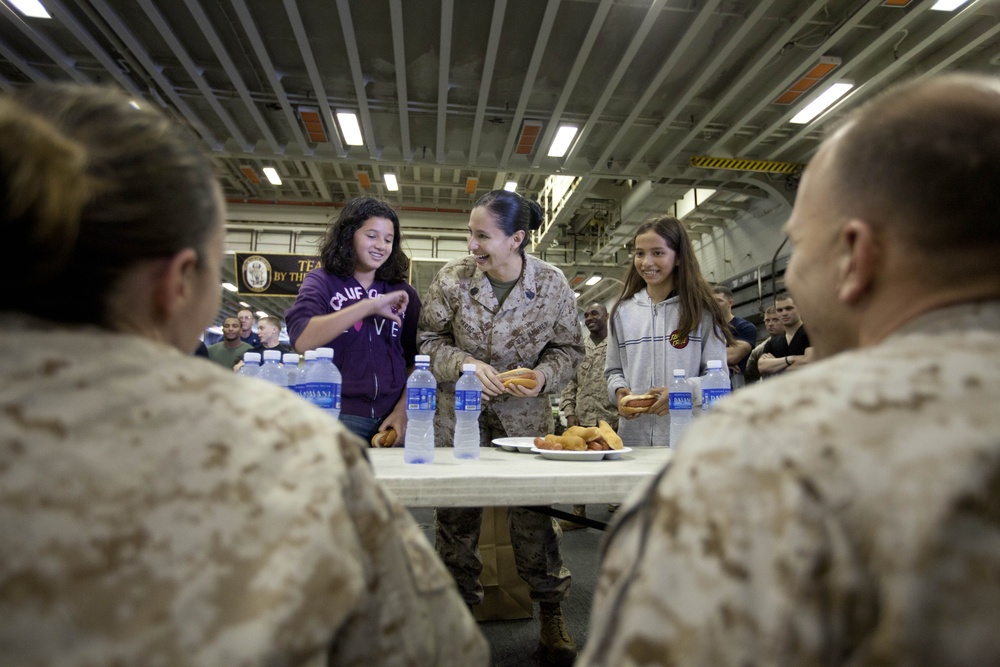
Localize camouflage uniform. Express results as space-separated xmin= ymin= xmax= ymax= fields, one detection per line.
xmin=559 ymin=335 xmax=618 ymax=429
xmin=418 ymin=255 xmax=584 ymax=604
xmin=0 ymin=315 xmax=488 ymax=667
xmin=580 ymin=301 xmax=1000 ymax=667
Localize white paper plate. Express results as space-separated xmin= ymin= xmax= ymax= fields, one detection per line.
xmin=529 ymin=446 xmax=633 ymax=461
xmin=492 ymin=437 xmax=538 ymax=452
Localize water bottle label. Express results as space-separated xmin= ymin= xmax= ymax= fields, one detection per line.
xmin=668 ymin=392 xmax=692 ymax=410
xmin=301 ymin=381 xmax=339 ymax=410
xmin=407 ymin=386 xmax=436 ymax=411
xmin=702 ymin=387 xmax=731 ymax=409
xmin=456 ymin=389 xmax=481 ymax=411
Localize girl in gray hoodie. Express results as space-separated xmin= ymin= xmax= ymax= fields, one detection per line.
xmin=605 ymin=216 xmax=732 ymax=447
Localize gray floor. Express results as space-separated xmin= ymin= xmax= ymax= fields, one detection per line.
xmin=410 ymin=504 xmax=616 ymax=667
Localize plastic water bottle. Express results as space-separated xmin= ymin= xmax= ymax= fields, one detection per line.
xmin=302 ymin=349 xmax=317 ymax=378
xmin=701 ymin=359 xmax=731 ymax=411
xmin=453 ymin=363 xmax=482 ymax=460
xmin=237 ymin=352 xmax=261 ymax=378
xmin=304 ymin=347 xmax=342 ymax=420
xmin=283 ymin=353 xmax=300 ymax=393
xmin=258 ymin=349 xmax=287 ymax=387
xmin=668 ymin=369 xmax=693 ymax=449
xmin=404 ymin=354 xmax=437 ymax=464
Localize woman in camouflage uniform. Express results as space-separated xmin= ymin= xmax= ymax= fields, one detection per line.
xmin=418 ymin=189 xmax=584 ymax=666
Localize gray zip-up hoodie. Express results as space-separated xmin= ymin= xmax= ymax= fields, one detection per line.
xmin=605 ymin=289 xmax=728 ymax=447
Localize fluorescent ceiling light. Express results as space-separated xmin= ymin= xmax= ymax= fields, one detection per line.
xmin=790 ymin=82 xmax=854 ymax=124
xmin=384 ymin=173 xmax=399 ymax=191
xmin=504 ymin=180 xmax=518 ymax=192
xmin=262 ymin=167 xmax=282 ymax=185
xmin=548 ymin=125 xmax=578 ymax=157
xmin=128 ymin=99 xmax=140 ymax=109
xmin=239 ymin=301 xmax=250 ymax=307
xmin=584 ymin=275 xmax=602 ymax=286
xmin=9 ymin=0 xmax=50 ymax=18
xmin=256 ymin=311 xmax=268 ymax=318
xmin=336 ymin=111 xmax=364 ymax=146
xmin=931 ymin=0 xmax=970 ymax=9
xmin=222 ymin=282 xmax=238 ymax=292
xmin=573 ymin=292 xmax=581 ymax=299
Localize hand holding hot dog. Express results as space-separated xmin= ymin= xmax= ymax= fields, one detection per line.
xmin=617 ymin=387 xmax=666 ymax=418
xmin=500 ymin=367 xmax=546 ymax=398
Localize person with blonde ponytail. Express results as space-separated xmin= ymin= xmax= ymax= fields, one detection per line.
xmin=0 ymin=86 xmax=486 ymax=667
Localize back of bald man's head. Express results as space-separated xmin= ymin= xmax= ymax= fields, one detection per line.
xmin=828 ymin=74 xmax=1000 ymax=256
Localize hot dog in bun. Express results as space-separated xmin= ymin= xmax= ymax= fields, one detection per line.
xmin=497 ymin=367 xmax=538 ymax=390
xmin=620 ymin=393 xmax=657 ymax=415
xmin=371 ymin=427 xmax=397 ymax=448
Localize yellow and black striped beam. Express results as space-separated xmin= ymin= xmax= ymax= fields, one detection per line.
xmin=689 ymin=155 xmax=804 ymax=174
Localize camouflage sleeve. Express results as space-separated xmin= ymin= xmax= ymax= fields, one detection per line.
xmin=331 ymin=438 xmax=489 ymax=665
xmin=533 ymin=279 xmax=584 ymax=394
xmin=559 ymin=371 xmax=579 ymax=417
xmin=579 ymin=420 xmax=876 ymax=667
xmin=417 ymin=270 xmax=468 ymax=383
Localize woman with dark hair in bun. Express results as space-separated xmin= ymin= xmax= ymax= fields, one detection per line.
xmin=418 ymin=189 xmax=584 ymax=665
xmin=285 ymin=196 xmax=421 ymax=443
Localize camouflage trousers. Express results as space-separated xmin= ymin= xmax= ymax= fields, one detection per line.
xmin=434 ymin=409 xmax=571 ymax=606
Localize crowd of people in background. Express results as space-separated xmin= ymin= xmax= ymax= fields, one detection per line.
xmin=4 ymin=72 xmax=999 ymax=667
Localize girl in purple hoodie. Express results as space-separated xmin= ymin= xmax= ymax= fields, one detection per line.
xmin=285 ymin=197 xmax=420 ymax=442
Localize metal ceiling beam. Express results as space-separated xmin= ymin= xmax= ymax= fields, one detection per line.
xmin=649 ymin=1 xmax=877 ymax=177
xmin=44 ymin=0 xmax=141 ymax=95
xmin=468 ymin=0 xmax=507 ymax=163
xmin=335 ymin=0 xmax=378 ymax=157
xmin=89 ymin=0 xmax=219 ymax=147
xmin=389 ymin=0 xmax=412 ymax=161
xmin=137 ymin=0 xmax=250 ymax=151
xmin=183 ymin=0 xmax=281 ymax=153
xmin=612 ymin=0 xmax=772 ymax=175
xmin=305 ymin=161 xmax=332 ymax=202
xmin=229 ymin=0 xmax=310 ymax=154
xmin=772 ymin=2 xmax=997 ymax=158
xmin=0 ymin=36 xmax=48 ymax=82
xmin=284 ymin=0 xmax=347 ymax=157
xmin=563 ymin=0 xmax=667 ymax=165
xmin=0 ymin=3 xmax=86 ymax=83
xmin=435 ymin=0 xmax=454 ymax=164
xmin=530 ymin=0 xmax=614 ymax=169
xmin=498 ymin=0 xmax=561 ymax=168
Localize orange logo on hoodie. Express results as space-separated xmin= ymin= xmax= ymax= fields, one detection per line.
xmin=669 ymin=330 xmax=689 ymax=349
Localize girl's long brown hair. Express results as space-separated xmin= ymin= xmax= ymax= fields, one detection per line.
xmin=610 ymin=216 xmax=732 ymax=345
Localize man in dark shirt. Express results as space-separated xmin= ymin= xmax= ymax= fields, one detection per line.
xmin=758 ymin=294 xmax=813 ymax=376
xmin=237 ymin=307 xmax=261 ymax=347
xmin=250 ymin=316 xmax=291 ymax=356
xmin=712 ymin=286 xmax=757 ymax=389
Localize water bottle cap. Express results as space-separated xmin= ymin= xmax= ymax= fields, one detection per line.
xmin=462 ymin=363 xmax=477 ymax=373
xmin=244 ymin=352 xmax=261 ymax=363
xmin=304 ymin=350 xmax=317 ymax=361
xmin=673 ymin=368 xmax=686 ymax=377
xmin=283 ymin=353 xmax=299 ymax=364
xmin=262 ymin=350 xmax=282 ymax=361
xmin=316 ymin=347 xmax=334 ymax=359
xmin=415 ymin=354 xmax=431 ymax=364
xmin=707 ymin=359 xmax=723 ymax=370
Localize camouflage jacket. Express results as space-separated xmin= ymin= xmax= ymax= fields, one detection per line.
xmin=580 ymin=301 xmax=1000 ymax=667
xmin=418 ymin=255 xmax=583 ymax=441
xmin=559 ymin=334 xmax=618 ymax=427
xmin=0 ymin=316 xmax=488 ymax=667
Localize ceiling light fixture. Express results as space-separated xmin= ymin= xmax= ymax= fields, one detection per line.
xmin=773 ymin=56 xmax=841 ymax=105
xmin=222 ymin=282 xmax=238 ymax=292
xmin=238 ymin=301 xmax=250 ymax=308
xmin=515 ymin=120 xmax=543 ymax=155
xmin=262 ymin=167 xmax=282 ymax=185
xmin=384 ymin=173 xmax=399 ymax=191
xmin=573 ymin=292 xmax=581 ymax=299
xmin=504 ymin=180 xmax=517 ymax=192
xmin=9 ymin=0 xmax=50 ymax=18
xmin=931 ymin=0 xmax=970 ymax=9
xmin=548 ymin=125 xmax=578 ymax=157
xmin=298 ymin=106 xmax=328 ymax=143
xmin=256 ymin=311 xmax=268 ymax=318
xmin=584 ymin=275 xmax=602 ymax=286
xmin=336 ymin=111 xmax=364 ymax=146
xmin=790 ymin=82 xmax=854 ymax=124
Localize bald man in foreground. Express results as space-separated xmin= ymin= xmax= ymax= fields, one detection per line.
xmin=579 ymin=73 xmax=1000 ymax=666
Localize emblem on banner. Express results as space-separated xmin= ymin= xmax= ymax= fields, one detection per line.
xmin=241 ymin=255 xmax=272 ymax=293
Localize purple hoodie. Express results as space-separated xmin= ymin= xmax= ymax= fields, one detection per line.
xmin=285 ymin=269 xmax=420 ymax=420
